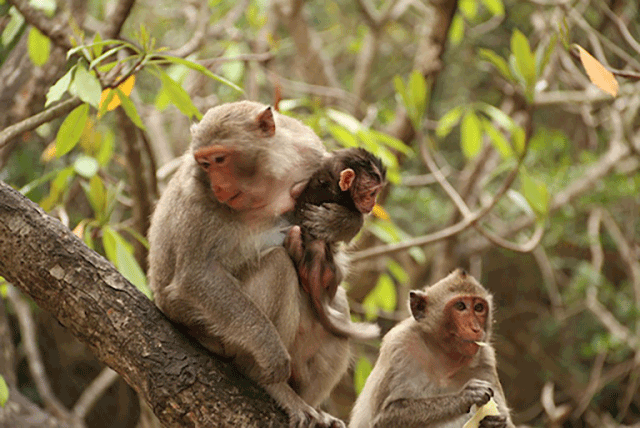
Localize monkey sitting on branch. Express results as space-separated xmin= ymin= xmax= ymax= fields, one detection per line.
xmin=349 ymin=269 xmax=515 ymax=428
xmin=149 ymin=101 xmax=357 ymax=428
xmin=286 ymin=147 xmax=386 ymax=339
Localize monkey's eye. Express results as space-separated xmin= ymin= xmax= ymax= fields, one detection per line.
xmin=474 ymin=303 xmax=485 ymax=312
xmin=454 ymin=301 xmax=466 ymax=311
xmin=214 ymin=156 xmax=226 ymax=164
xmin=199 ymin=161 xmax=210 ymax=169
xmin=370 ymin=191 xmax=377 ymax=197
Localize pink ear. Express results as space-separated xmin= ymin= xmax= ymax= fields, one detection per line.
xmin=256 ymin=106 xmax=276 ymax=137
xmin=339 ymin=168 xmax=355 ymax=191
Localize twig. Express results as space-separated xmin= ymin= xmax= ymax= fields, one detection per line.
xmin=598 ymin=2 xmax=640 ymax=56
xmin=601 ymin=210 xmax=640 ymax=305
xmin=167 ymin=2 xmax=209 ymax=57
xmin=419 ymin=134 xmax=543 ymax=253
xmin=71 ymin=367 xmax=120 ymax=420
xmin=0 ymin=97 xmax=83 ymax=149
xmin=352 ymin=131 xmax=531 ymax=262
xmin=573 ymin=352 xmax=606 ymax=418
xmin=462 ymin=140 xmax=633 ymax=256
xmin=6 ymin=286 xmax=72 ymax=421
xmin=7 ymin=0 xmax=72 ymax=50
xmin=532 ymin=246 xmax=563 ymax=314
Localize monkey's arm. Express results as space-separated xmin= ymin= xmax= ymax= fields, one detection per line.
xmin=157 ymin=260 xmax=291 ymax=385
xmin=301 ymin=203 xmax=363 ymax=243
xmin=372 ymin=379 xmax=495 ymax=428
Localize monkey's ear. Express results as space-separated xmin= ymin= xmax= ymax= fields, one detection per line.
xmin=409 ymin=290 xmax=428 ymax=320
xmin=256 ymin=106 xmax=276 ymax=137
xmin=339 ymin=168 xmax=356 ymax=191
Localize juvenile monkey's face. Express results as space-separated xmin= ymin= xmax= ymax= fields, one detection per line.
xmin=443 ymin=295 xmax=489 ymax=357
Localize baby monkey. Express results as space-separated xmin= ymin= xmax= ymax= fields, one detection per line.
xmin=287 ymin=148 xmax=386 ymax=339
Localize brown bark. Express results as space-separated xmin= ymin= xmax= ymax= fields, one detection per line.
xmin=0 ymin=181 xmax=289 ymax=428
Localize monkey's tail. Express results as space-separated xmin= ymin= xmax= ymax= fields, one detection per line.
xmin=312 ymin=293 xmax=380 ymax=341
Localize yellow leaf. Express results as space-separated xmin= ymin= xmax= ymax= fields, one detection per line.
xmin=372 ymin=204 xmax=389 ymax=220
xmin=575 ymin=45 xmax=618 ymax=97
xmin=72 ymin=221 xmax=85 ymax=239
xmin=99 ymin=75 xmax=136 ymax=114
xmin=41 ymin=141 xmax=57 ymax=162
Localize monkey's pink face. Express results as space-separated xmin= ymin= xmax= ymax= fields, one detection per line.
xmin=194 ymin=146 xmax=273 ymax=212
xmin=443 ymin=296 xmax=488 ymax=358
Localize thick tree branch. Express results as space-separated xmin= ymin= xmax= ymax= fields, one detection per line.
xmin=0 ymin=181 xmax=289 ymax=428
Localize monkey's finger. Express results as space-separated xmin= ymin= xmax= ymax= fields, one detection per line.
xmin=285 ymin=226 xmax=305 ymax=263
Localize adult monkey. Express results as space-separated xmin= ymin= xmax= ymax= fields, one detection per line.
xmin=148 ymin=101 xmax=351 ymax=428
xmin=349 ymin=269 xmax=514 ymax=428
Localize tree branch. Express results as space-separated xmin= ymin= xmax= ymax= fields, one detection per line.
xmin=7 ymin=0 xmax=73 ymax=50
xmin=103 ymin=0 xmax=136 ymax=39
xmin=0 ymin=180 xmax=289 ymax=428
xmin=0 ymin=97 xmax=83 ymax=150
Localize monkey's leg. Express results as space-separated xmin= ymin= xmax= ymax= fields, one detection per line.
xmin=291 ymin=290 xmax=350 ymax=407
xmin=243 ymin=246 xmax=347 ymax=428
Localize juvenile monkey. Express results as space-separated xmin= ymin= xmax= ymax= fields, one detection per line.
xmin=349 ymin=269 xmax=514 ymax=428
xmin=149 ymin=101 xmax=351 ymax=428
xmin=287 ymin=148 xmax=385 ymax=339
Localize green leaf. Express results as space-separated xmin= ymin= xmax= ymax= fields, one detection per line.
xmin=154 ymin=55 xmax=243 ymax=93
xmin=354 ymin=357 xmax=373 ymax=395
xmin=478 ymin=48 xmax=513 ymax=82
xmin=482 ymin=118 xmax=513 ymax=158
xmin=387 ymin=259 xmax=409 ymax=284
xmin=27 ymin=27 xmax=51 ymax=66
xmin=511 ymin=30 xmax=536 ymax=88
xmin=2 ymin=7 xmax=25 ymax=47
xmin=536 ymin=32 xmax=558 ymax=77
xmin=326 ymin=109 xmax=361 ymax=133
xmin=102 ymin=227 xmax=151 ymax=298
xmin=115 ymin=88 xmax=145 ymax=130
xmin=367 ymin=129 xmax=413 ymax=156
xmin=220 ymin=44 xmax=245 ymax=83
xmin=85 ymin=175 xmax=106 ymax=215
xmin=480 ymin=0 xmax=504 ymax=15
xmin=73 ymin=155 xmax=99 ymax=178
xmin=56 ymin=104 xmax=89 ymax=157
xmin=407 ymin=70 xmax=428 ymax=129
xmin=459 ymin=0 xmax=477 ymax=20
xmin=70 ymin=65 xmax=102 ymax=108
xmin=448 ymin=14 xmax=464 ymax=46
xmin=91 ymin=32 xmax=103 ymax=58
xmin=362 ymin=274 xmax=397 ymax=319
xmin=45 ymin=66 xmax=75 ymax=107
xmin=436 ymin=106 xmax=464 ymax=138
xmin=96 ymin=128 xmax=115 ymax=166
xmin=460 ymin=111 xmax=482 ymax=159
xmin=0 ymin=375 xmax=8 ymax=408
xmin=477 ymin=103 xmax=515 ymax=130
xmin=155 ymin=68 xmax=202 ymax=120
xmin=512 ymin=125 xmax=526 ymax=155
xmin=328 ymin=124 xmax=358 ymax=148
xmin=520 ymin=171 xmax=549 ymax=216
xmin=29 ymin=0 xmax=56 ymax=16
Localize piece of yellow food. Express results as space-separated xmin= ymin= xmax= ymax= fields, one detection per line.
xmin=463 ymin=397 xmax=500 ymax=428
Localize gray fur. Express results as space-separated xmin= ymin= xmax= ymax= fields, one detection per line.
xmin=349 ymin=269 xmax=515 ymax=428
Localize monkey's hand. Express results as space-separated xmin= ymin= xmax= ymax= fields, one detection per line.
xmin=460 ymin=379 xmax=494 ymax=414
xmin=478 ymin=415 xmax=508 ymax=428
xmin=287 ymin=406 xmax=346 ymax=428
xmin=284 ymin=227 xmax=341 ymax=297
